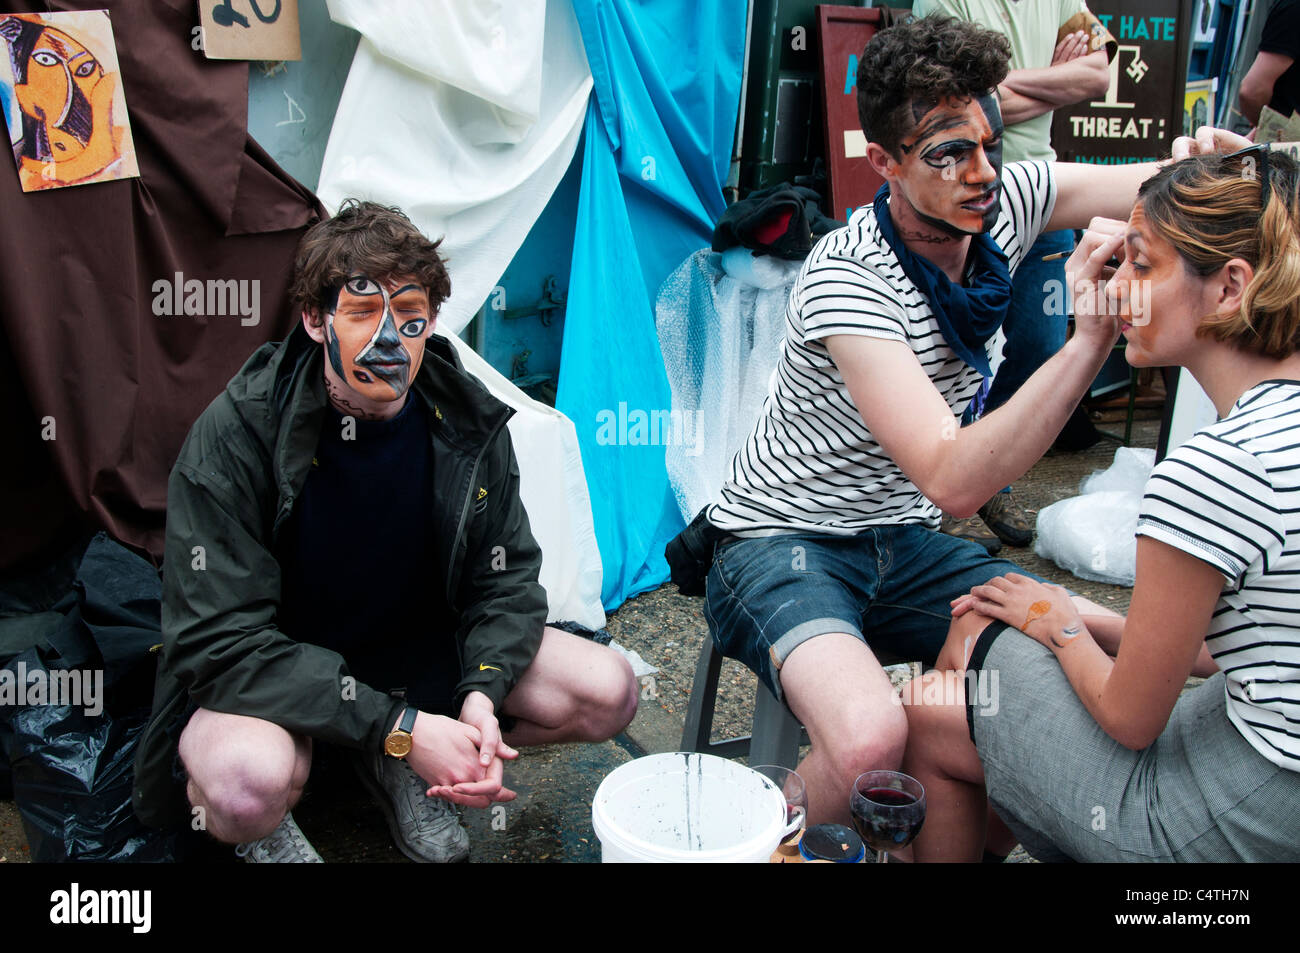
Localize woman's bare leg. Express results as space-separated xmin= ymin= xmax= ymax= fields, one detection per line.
xmin=903 ymin=609 xmax=1002 ymax=862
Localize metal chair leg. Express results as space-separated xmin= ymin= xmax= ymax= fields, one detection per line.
xmin=749 ymin=683 xmax=803 ymax=768
xmin=679 ymin=634 xmax=724 ymax=753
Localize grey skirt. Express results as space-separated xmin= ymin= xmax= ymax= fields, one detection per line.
xmin=965 ymin=623 xmax=1300 ymax=862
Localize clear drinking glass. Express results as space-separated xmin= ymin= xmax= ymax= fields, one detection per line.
xmin=751 ymin=764 xmax=808 ymax=844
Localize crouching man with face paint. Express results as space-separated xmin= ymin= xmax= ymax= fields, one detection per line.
xmin=699 ymin=14 xmax=1223 ymax=838
xmin=132 ymin=200 xmax=639 ymax=862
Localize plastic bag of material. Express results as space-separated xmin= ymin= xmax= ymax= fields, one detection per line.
xmin=3 ymin=656 xmax=168 ymax=862
xmin=1034 ymin=448 xmax=1155 ymax=586
xmin=656 ymin=248 xmax=802 ymax=522
xmin=0 ymin=534 xmax=174 ymax=862
xmin=1079 ymin=446 xmax=1156 ymax=495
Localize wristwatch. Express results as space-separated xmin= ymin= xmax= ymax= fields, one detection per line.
xmin=384 ymin=706 xmax=417 ymax=758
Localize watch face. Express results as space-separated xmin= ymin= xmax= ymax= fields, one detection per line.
xmin=385 ymin=733 xmax=413 ymax=758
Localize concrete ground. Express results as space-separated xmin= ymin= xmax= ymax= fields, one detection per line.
xmin=0 ymin=414 xmax=1167 ymax=864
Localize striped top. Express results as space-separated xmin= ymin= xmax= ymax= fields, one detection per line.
xmin=707 ymin=161 xmax=1057 ymax=536
xmin=1137 ymin=380 xmax=1300 ymax=772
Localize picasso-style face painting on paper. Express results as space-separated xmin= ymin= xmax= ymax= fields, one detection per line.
xmin=0 ymin=10 xmax=139 ymax=192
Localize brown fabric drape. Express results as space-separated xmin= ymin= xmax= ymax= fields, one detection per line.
xmin=0 ymin=0 xmax=324 ymax=570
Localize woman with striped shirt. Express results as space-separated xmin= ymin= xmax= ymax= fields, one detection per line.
xmin=902 ymin=145 xmax=1300 ymax=862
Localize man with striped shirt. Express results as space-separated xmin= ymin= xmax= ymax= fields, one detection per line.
xmin=911 ymin=0 xmax=1114 ymax=551
xmin=702 ymin=14 xmax=1200 ymax=826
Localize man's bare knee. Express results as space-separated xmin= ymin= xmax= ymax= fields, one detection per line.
xmin=190 ymin=771 xmax=292 ymax=843
xmin=818 ymin=701 xmax=908 ymax=784
xmin=504 ymin=630 xmax=641 ymax=743
xmin=782 ymin=632 xmax=909 ymax=781
xmin=179 ymin=709 xmax=304 ymax=843
xmin=577 ymin=651 xmax=639 ymax=740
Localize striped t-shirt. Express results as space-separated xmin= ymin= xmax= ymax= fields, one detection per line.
xmin=1136 ymin=380 xmax=1300 ymax=772
xmin=708 ymin=161 xmax=1057 ymax=536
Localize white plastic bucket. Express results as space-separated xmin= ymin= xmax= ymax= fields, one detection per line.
xmin=591 ymin=752 xmax=787 ymax=863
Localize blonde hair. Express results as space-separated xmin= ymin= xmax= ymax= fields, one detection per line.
xmin=1137 ymin=150 xmax=1300 ymax=358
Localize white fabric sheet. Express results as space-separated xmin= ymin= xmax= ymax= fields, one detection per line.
xmin=438 ymin=327 xmax=605 ymax=630
xmin=320 ymin=0 xmax=592 ymax=334
xmin=318 ymin=1 xmax=604 ymax=628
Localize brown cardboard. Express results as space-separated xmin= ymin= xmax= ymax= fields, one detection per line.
xmin=1058 ymin=9 xmax=1118 ymax=62
xmin=770 ymin=835 xmax=804 ymax=863
xmin=199 ymin=0 xmax=301 ymax=62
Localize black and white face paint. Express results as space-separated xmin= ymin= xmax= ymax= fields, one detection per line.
xmin=895 ymin=92 xmax=1005 ymax=238
xmin=326 ymin=275 xmax=431 ymax=401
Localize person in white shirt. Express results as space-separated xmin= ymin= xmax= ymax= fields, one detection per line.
xmin=904 ymin=142 xmax=1300 ymax=862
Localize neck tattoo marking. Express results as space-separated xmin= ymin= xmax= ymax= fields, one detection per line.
xmin=899 ymin=226 xmax=958 ymax=245
xmin=325 ymin=375 xmax=384 ymax=420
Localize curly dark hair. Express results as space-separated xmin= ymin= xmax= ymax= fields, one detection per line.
xmin=290 ymin=199 xmax=452 ymax=319
xmin=857 ymin=14 xmax=1011 ymax=158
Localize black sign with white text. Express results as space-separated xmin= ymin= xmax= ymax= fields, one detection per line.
xmin=1052 ymin=1 xmax=1194 ymax=164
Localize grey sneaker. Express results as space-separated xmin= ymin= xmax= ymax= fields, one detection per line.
xmin=939 ymin=513 xmax=1003 ymax=556
xmin=978 ymin=489 xmax=1034 ymax=548
xmin=234 ymin=811 xmax=324 ymax=863
xmin=356 ymin=751 xmax=471 ymax=863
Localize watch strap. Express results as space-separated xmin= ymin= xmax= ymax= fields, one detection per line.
xmin=398 ymin=705 xmax=417 ymax=734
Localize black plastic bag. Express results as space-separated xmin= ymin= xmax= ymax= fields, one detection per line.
xmin=664 ymin=508 xmax=731 ymax=596
xmin=0 ymin=533 xmax=174 ymax=862
xmin=3 ymin=661 xmax=169 ymax=861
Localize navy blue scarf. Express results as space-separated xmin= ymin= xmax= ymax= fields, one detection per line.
xmin=872 ymin=185 xmax=1011 ymax=377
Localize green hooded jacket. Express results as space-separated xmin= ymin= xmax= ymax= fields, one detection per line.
xmin=132 ymin=326 xmax=547 ymax=828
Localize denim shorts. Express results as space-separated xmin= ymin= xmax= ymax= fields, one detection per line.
xmin=703 ymin=524 xmax=1043 ymax=703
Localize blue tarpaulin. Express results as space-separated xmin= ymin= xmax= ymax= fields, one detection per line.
xmin=558 ymin=0 xmax=746 ymax=610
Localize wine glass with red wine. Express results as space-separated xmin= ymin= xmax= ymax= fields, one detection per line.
xmin=850 ymin=771 xmax=926 ymax=863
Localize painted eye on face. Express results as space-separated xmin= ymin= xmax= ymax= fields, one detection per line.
xmin=73 ymin=58 xmax=97 ymax=78
xmin=399 ymin=318 xmax=427 ymax=337
xmin=343 ymin=275 xmax=381 ymax=295
xmin=922 ymin=142 xmax=973 ymax=168
xmin=31 ymin=50 xmax=59 ymax=68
